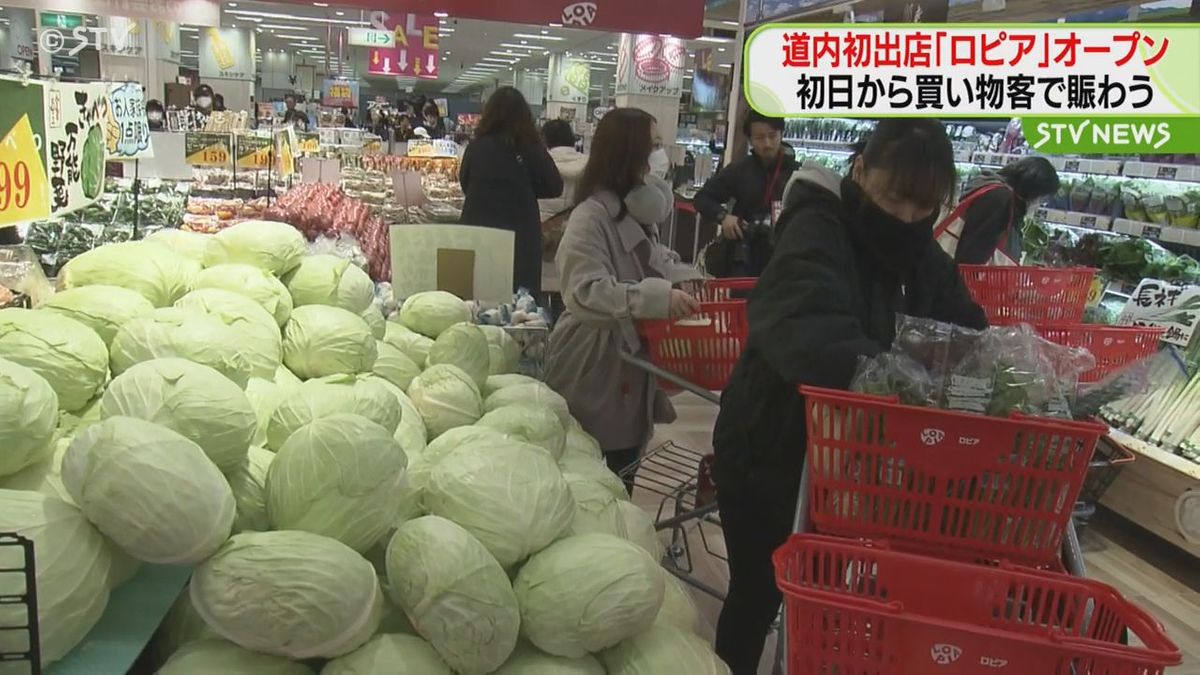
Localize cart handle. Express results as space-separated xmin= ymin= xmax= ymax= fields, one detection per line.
xmin=773 ymin=578 xmax=907 ymax=617
xmin=1090 ymin=438 xmax=1137 ymax=469
xmin=1049 ymin=600 xmax=1181 ymax=662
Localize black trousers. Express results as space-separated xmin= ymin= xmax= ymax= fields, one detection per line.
xmin=604 ymin=447 xmax=640 ymax=496
xmin=715 ymin=484 xmax=796 ymax=675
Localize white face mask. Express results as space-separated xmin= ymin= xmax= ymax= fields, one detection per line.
xmin=147 ymin=111 xmax=163 ymax=122
xmin=648 ymin=148 xmax=670 ymax=179
xmin=195 ymin=96 xmax=212 ymax=109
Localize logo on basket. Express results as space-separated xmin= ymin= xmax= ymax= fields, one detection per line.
xmin=930 ymin=644 xmax=962 ymax=665
xmin=981 ymin=656 xmax=1010 ymax=668
xmin=920 ymin=428 xmax=946 ymax=446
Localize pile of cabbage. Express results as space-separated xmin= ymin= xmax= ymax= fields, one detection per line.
xmin=0 ymin=220 xmax=726 ymax=674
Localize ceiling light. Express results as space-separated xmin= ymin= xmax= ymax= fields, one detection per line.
xmin=228 ymin=9 xmax=367 ymax=26
xmin=227 ymin=1 xmax=237 ymax=5
xmin=514 ymin=32 xmax=562 ymax=41
xmin=439 ymin=19 xmax=446 ymax=24
xmin=312 ymin=1 xmax=328 ymax=5
xmin=433 ymin=11 xmax=448 ymax=17
xmin=696 ymin=36 xmax=731 ymax=43
xmin=721 ymin=20 xmax=739 ymax=26
xmin=481 ymin=56 xmax=517 ymax=63
xmin=720 ymin=62 xmax=731 ymax=67
xmin=335 ymin=10 xmax=344 ymax=16
xmin=258 ymin=24 xmax=306 ymax=30
xmin=181 ymin=26 xmax=199 ymax=32
xmin=489 ymin=50 xmax=525 ymax=57
xmin=718 ymin=47 xmax=726 ymax=52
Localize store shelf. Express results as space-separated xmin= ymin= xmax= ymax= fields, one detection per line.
xmin=48 ymin=564 xmax=192 ymax=675
xmin=1034 ymin=207 xmax=1113 ymax=231
xmin=1122 ymin=161 xmax=1200 ymax=183
xmin=784 ymin=138 xmax=854 ymax=154
xmin=1103 ymin=430 xmax=1200 ymax=560
xmin=1112 ymin=218 xmax=1200 ymax=247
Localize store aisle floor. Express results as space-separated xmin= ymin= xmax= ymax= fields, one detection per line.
xmin=638 ymin=393 xmax=1200 ymax=675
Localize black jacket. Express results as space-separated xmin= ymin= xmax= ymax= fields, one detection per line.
xmin=459 ymin=135 xmax=563 ymax=295
xmin=955 ymin=174 xmax=1023 ymax=265
xmin=712 ymin=166 xmax=987 ymax=505
xmin=693 ymin=152 xmax=799 ymax=225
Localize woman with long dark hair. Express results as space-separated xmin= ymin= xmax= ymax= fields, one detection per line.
xmin=544 ymin=108 xmax=701 ymax=489
xmin=712 ymin=119 xmax=987 ymax=674
xmin=459 ymin=86 xmax=563 ymax=295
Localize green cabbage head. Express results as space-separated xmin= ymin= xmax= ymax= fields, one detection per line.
xmin=267 ymin=375 xmax=401 ymax=450
xmin=617 ymin=500 xmax=664 ymax=561
xmin=484 ymin=373 xmax=539 ymax=396
xmin=228 ymin=445 xmax=276 ymax=533
xmin=175 ymin=288 xmax=283 ymax=379
xmin=493 ymin=642 xmax=606 ymax=675
xmin=600 ymin=625 xmax=729 ymax=675
xmin=563 ymin=473 xmax=627 ymax=538
xmin=159 ymin=638 xmax=313 ymax=675
xmin=59 ymin=240 xmax=197 ymax=307
xmin=361 ymin=302 xmax=386 ymax=339
xmin=406 ymin=426 xmax=506 ymax=515
xmin=202 ymin=219 xmax=307 ymax=276
xmin=100 ymin=358 xmax=256 ymax=474
xmin=267 ymin=413 xmax=408 ymax=552
xmin=385 ymin=516 xmax=519 ymax=674
xmin=145 ymin=228 xmax=212 ymax=263
xmin=190 ymin=530 xmax=383 ymax=659
xmin=373 ymin=340 xmax=422 ymax=391
xmin=383 ymin=321 xmax=434 ymax=365
xmin=0 ymin=357 xmax=58 ymax=478
xmin=476 ymin=404 xmax=565 ymax=459
xmin=426 ymin=438 xmax=573 ymax=567
xmin=407 ymin=364 xmax=483 ymax=438
xmin=109 ymin=307 xmax=253 ymax=388
xmin=399 ymin=291 xmax=471 ymax=338
xmin=426 ymin=322 xmax=490 ymax=389
xmin=193 ymin=263 xmax=294 ymax=327
xmin=655 ymin=570 xmax=700 ymax=632
xmin=283 ymin=254 xmax=375 ymax=313
xmin=479 ymin=325 xmax=521 ymax=375
xmin=513 ymin=534 xmax=665 ymax=658
xmin=283 ymin=305 xmax=377 ymax=379
xmin=0 ymin=308 xmax=108 ymax=412
xmin=40 ymin=285 xmax=155 ymax=345
xmin=62 ymin=416 xmax=235 ymax=564
xmin=484 ymin=382 xmax=571 ymax=427
xmin=324 ymin=634 xmax=453 ymax=675
xmin=0 ymin=490 xmax=112 ymax=666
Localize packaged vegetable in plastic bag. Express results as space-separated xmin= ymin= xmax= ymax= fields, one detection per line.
xmin=849 ymin=351 xmax=937 ymax=407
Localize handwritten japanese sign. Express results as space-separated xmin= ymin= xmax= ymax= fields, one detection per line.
xmin=1117 ymin=279 xmax=1200 ymax=347
xmin=406 ymin=138 xmax=459 ymax=158
xmin=321 ymin=80 xmax=359 ymax=108
xmin=105 ymin=81 xmax=153 ymax=160
xmin=615 ymin=33 xmax=686 ymax=98
xmin=745 ymin=25 xmax=1199 ymax=117
xmin=45 ymin=82 xmax=109 ymax=218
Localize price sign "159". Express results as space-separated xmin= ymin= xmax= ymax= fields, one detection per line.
xmin=185 ymin=131 xmax=233 ymax=167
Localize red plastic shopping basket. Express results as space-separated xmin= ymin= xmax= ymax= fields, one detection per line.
xmin=773 ymin=534 xmax=1181 ymax=675
xmin=959 ymin=265 xmax=1096 ymax=325
xmin=799 ymin=386 xmax=1107 ymax=568
xmin=638 ymin=300 xmax=748 ymax=391
xmin=1034 ymin=324 xmax=1164 ymax=383
xmin=693 ymin=277 xmax=756 ymax=302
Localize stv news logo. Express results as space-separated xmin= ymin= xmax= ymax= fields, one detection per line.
xmin=38 ymin=22 xmax=139 ymax=57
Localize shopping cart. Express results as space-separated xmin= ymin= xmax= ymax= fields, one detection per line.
xmin=0 ymin=533 xmax=40 ymax=672
xmin=773 ymin=386 xmax=1181 ymax=674
xmin=620 ymin=278 xmax=756 ymax=600
xmin=959 ymin=265 xmax=1096 ymax=325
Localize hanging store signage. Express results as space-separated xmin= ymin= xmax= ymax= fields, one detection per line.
xmin=98 ymin=17 xmax=145 ymax=55
xmin=406 ymin=138 xmax=459 ymax=158
xmin=321 ymin=79 xmax=360 ymax=108
xmin=296 ymin=132 xmax=321 ymax=155
xmin=348 ymin=28 xmax=394 ymax=48
xmin=366 ymin=13 xmax=439 ymax=79
xmin=6 ymin=0 xmax=219 ymax=27
xmin=0 ymin=77 xmax=50 ymax=228
xmin=615 ymin=33 xmax=686 ymax=98
xmin=234 ymin=132 xmax=272 ymax=171
xmin=184 ymin=131 xmax=232 ymax=167
xmin=274 ymin=128 xmax=297 ymax=178
xmin=548 ymin=55 xmax=591 ymax=105
xmin=267 ymin=0 xmax=704 ymax=38
xmin=44 ymin=81 xmax=109 ymax=217
xmin=105 ymin=81 xmax=153 ymax=160
xmin=152 ymin=21 xmax=182 ymax=63
xmin=1118 ymin=279 xmax=1200 ymax=346
xmin=199 ymin=27 xmax=255 ymax=81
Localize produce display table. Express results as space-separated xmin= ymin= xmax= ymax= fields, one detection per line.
xmin=1102 ymin=430 xmax=1200 ymax=561
xmin=49 ymin=565 xmax=192 ymax=674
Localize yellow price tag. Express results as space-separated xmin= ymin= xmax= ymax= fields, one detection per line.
xmin=0 ymin=115 xmax=50 ymax=227
xmin=185 ymin=132 xmax=233 ymax=167
xmin=1086 ymin=276 xmax=1106 ymax=308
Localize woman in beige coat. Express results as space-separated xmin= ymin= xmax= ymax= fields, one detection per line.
xmin=544 ymin=108 xmax=701 ymax=490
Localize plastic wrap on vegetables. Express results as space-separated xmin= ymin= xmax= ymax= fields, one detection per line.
xmin=849 ymin=352 xmax=937 ymax=407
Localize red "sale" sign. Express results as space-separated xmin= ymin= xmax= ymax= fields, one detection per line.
xmin=367 ymin=13 xmax=439 ymax=79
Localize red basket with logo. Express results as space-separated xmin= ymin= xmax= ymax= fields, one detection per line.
xmin=693 ymin=277 xmax=756 ymax=302
xmin=959 ymin=265 xmax=1096 ymax=325
xmin=638 ymin=301 xmax=747 ymax=391
xmin=799 ymin=386 xmax=1106 ymax=568
xmin=1034 ymin=324 xmax=1164 ymax=383
xmin=773 ymin=534 xmax=1181 ymax=675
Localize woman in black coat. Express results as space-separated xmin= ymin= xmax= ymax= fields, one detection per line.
xmin=459 ymin=87 xmax=563 ymax=296
xmin=712 ymin=119 xmax=988 ymax=674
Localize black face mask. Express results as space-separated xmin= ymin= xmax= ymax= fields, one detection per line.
xmin=842 ymin=177 xmax=939 ymax=274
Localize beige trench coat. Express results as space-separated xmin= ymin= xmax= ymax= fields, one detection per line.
xmin=544 ymin=177 xmax=701 ymax=452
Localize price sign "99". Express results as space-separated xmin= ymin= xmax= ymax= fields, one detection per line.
xmin=0 ymin=160 xmax=32 ymax=212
